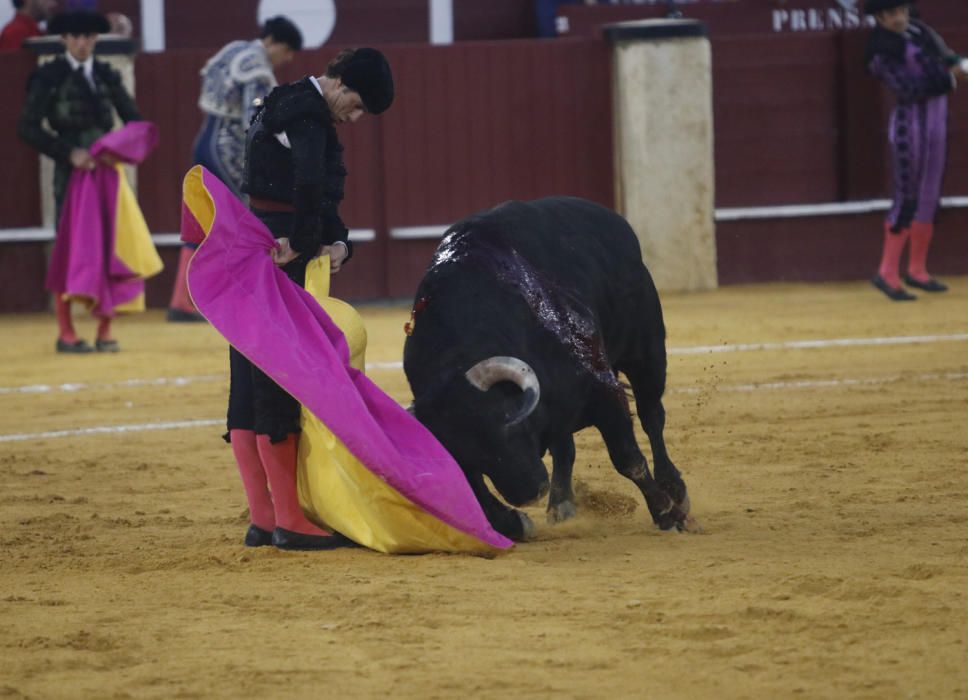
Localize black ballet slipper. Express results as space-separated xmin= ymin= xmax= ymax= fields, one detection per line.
xmin=271 ymin=527 xmax=358 ymax=551
xmin=244 ymin=524 xmax=274 ymax=547
xmin=871 ymin=275 xmax=916 ymax=301
xmin=95 ymin=338 xmax=120 ymax=353
xmin=902 ymin=275 xmax=948 ymax=293
xmin=166 ymin=308 xmax=207 ymax=323
xmin=56 ymin=338 xmax=94 ymax=354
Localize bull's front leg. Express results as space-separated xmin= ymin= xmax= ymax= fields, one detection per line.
xmin=593 ymin=399 xmax=688 ymax=531
xmin=546 ymin=434 xmax=577 ymax=524
xmin=466 ymin=470 xmax=535 ymax=541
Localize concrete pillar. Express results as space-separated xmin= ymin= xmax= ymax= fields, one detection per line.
xmin=605 ymin=19 xmax=717 ymax=292
xmin=25 ymin=36 xmax=139 ymax=230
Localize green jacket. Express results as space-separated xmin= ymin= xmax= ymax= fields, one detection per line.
xmin=17 ymin=55 xmax=142 ymax=216
xmin=18 ymin=55 xmax=142 ymax=163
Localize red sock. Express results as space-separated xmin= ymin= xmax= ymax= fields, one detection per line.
xmin=168 ymin=246 xmax=197 ymax=312
xmin=877 ymin=223 xmax=909 ymax=289
xmin=256 ymin=433 xmax=330 ymax=536
xmin=906 ymin=221 xmax=934 ymax=283
xmin=230 ymin=429 xmax=275 ymax=532
xmin=96 ymin=316 xmax=112 ymax=342
xmin=55 ymin=296 xmax=78 ymax=343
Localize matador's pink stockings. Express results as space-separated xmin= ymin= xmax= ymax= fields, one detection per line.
xmin=229 ymin=429 xmax=275 ymax=532
xmin=256 ymin=433 xmax=331 ymax=537
xmin=168 ymin=246 xmax=197 ymax=313
xmin=906 ymin=221 xmax=934 ymax=283
xmin=877 ymin=223 xmax=910 ymax=289
xmin=55 ymin=296 xmax=78 ymax=343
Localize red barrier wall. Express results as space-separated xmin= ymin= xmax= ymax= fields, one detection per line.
xmin=132 ymin=39 xmax=614 ymax=300
xmin=1 ymin=51 xmax=41 ymax=228
xmin=91 ymin=0 xmax=536 ymax=49
xmin=3 ymin=27 xmax=967 ymax=312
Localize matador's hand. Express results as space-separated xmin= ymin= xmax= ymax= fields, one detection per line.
xmin=319 ymin=241 xmax=349 ymax=273
xmin=70 ymin=148 xmax=96 ymax=171
xmin=271 ymin=237 xmax=300 ymax=266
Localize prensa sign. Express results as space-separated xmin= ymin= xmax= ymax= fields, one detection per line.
xmin=772 ymin=0 xmax=875 ymax=32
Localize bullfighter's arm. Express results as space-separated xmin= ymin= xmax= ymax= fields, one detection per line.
xmin=870 ymin=53 xmax=955 ymax=104
xmin=285 ymin=115 xmax=327 ymax=256
xmin=17 ymin=71 xmax=74 ymax=163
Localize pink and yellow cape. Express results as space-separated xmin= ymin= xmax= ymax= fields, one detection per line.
xmin=46 ymin=121 xmax=163 ymax=316
xmin=181 ymin=165 xmax=513 ymax=555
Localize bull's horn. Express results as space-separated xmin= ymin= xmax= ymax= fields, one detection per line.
xmin=465 ymin=356 xmax=540 ymax=426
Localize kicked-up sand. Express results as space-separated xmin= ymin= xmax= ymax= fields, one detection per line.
xmin=1 ymin=279 xmax=966 ymax=699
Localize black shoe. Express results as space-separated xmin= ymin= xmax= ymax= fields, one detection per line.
xmin=244 ymin=524 xmax=274 ymax=547
xmin=271 ymin=527 xmax=357 ymax=551
xmin=871 ymin=275 xmax=916 ymax=301
xmin=56 ymin=338 xmax=94 ymax=354
xmin=902 ymin=274 xmax=948 ymax=293
xmin=166 ymin=308 xmax=207 ymax=323
xmin=95 ymin=338 xmax=120 ymax=353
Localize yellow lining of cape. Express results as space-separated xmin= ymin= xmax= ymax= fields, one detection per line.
xmin=114 ymin=163 xmax=163 ymax=313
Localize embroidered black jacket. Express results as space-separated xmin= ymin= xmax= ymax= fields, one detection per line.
xmin=18 ymin=56 xmax=142 ymax=163
xmin=241 ymin=77 xmax=350 ymax=258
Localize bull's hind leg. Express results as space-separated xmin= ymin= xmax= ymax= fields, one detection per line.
xmin=623 ymin=351 xmax=689 ymax=514
xmin=546 ymin=434 xmax=577 ymax=524
xmin=466 ymin=471 xmax=534 ymax=541
xmin=639 ymin=399 xmax=689 ymax=514
xmin=593 ymin=396 xmax=688 ymax=531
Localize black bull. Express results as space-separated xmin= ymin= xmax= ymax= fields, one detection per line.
xmin=403 ymin=196 xmax=691 ymax=540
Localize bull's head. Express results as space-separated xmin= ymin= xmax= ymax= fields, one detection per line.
xmin=464 ymin=356 xmax=540 ymax=427
xmin=410 ymin=354 xmax=548 ymax=508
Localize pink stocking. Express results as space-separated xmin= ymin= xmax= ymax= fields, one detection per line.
xmin=256 ymin=434 xmax=330 ymax=536
xmin=55 ymin=296 xmax=78 ymax=343
xmin=96 ymin=316 xmax=113 ymax=342
xmin=230 ymin=429 xmax=275 ymax=532
xmin=906 ymin=221 xmax=934 ymax=283
xmin=877 ymin=223 xmax=909 ymax=289
xmin=168 ymin=246 xmax=197 ymax=313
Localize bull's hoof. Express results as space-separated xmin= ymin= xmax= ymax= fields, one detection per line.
xmin=517 ymin=511 xmax=536 ymax=540
xmin=655 ymin=504 xmax=699 ymax=533
xmin=648 ymin=491 xmax=689 ymax=532
xmin=678 ymin=491 xmax=692 ymax=516
xmin=492 ymin=509 xmax=536 ymax=541
xmin=547 ymin=499 xmax=577 ymax=524
xmin=658 ymin=479 xmax=689 ymax=513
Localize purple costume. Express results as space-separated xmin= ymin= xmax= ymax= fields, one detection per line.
xmin=866 ymin=20 xmax=958 ymax=231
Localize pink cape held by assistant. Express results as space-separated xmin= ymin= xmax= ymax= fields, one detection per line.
xmin=180 ymin=165 xmax=512 ymax=554
xmin=45 ymin=121 xmax=163 ymax=316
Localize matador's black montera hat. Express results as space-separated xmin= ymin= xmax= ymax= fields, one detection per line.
xmin=864 ymin=0 xmax=914 ymax=15
xmin=338 ymin=48 xmax=394 ymax=115
xmin=48 ymin=9 xmax=111 ymax=35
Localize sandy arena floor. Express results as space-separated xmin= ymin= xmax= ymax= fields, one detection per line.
xmin=1 ymin=279 xmax=967 ymax=699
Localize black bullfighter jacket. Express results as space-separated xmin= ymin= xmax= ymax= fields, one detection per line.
xmin=241 ymin=77 xmax=351 ymax=258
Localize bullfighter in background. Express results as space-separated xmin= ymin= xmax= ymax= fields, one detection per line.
xmin=18 ymin=9 xmax=157 ymax=353
xmin=866 ymin=0 xmax=967 ymax=300
xmin=166 ymin=16 xmax=304 ymax=322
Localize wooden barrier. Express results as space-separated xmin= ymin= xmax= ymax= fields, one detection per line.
xmin=2 ymin=29 xmax=967 ymax=312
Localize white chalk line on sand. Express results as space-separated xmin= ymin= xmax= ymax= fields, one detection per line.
xmin=2 ymin=332 xmax=967 ymax=397
xmin=2 ymin=369 xmax=966 ymax=444
xmin=0 ymin=419 xmax=223 ymax=443
xmin=0 ymin=374 xmax=226 ymax=396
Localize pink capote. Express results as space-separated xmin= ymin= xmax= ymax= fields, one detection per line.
xmin=182 ymin=167 xmax=513 ymax=551
xmin=45 ymin=121 xmax=159 ymax=317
